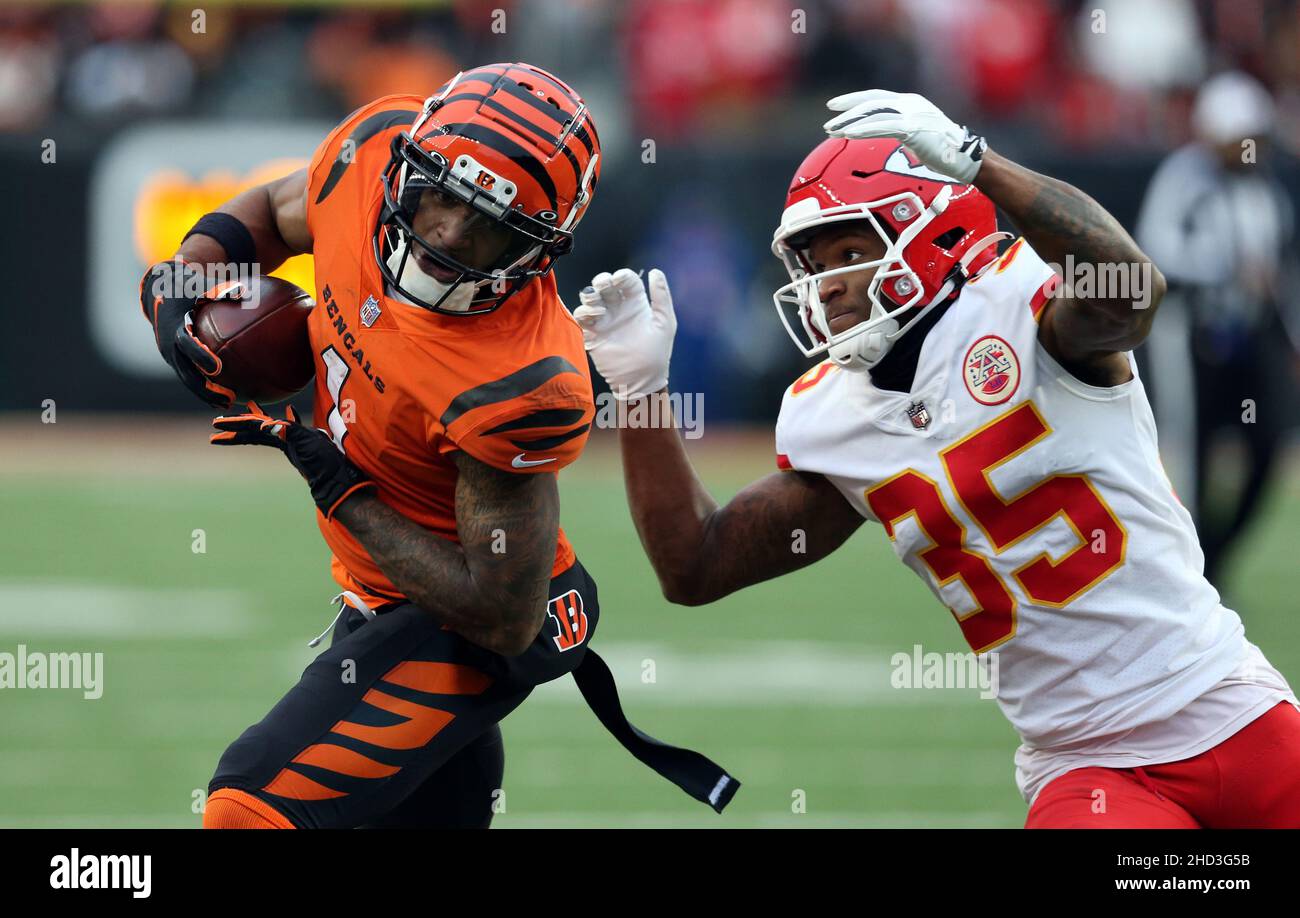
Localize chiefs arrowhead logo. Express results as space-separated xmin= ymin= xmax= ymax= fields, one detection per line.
xmin=883 ymin=146 xmax=961 ymax=185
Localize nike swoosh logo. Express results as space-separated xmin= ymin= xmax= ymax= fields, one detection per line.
xmin=512 ymin=453 xmax=557 ymax=468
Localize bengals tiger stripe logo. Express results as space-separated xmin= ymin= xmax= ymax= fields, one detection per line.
xmin=546 ymin=590 xmax=588 ymax=652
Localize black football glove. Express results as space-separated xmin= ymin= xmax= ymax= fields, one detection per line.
xmin=139 ymin=259 xmax=237 ymax=409
xmin=211 ymin=402 xmax=376 ymax=519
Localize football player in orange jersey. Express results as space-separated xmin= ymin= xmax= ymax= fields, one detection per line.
xmin=139 ymin=62 xmax=737 ymax=828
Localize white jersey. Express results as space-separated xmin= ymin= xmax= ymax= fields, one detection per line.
xmin=774 ymin=237 xmax=1297 ymax=803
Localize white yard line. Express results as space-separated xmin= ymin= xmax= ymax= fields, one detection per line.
xmin=0 ymin=814 xmax=200 ymax=829
xmin=0 ymin=582 xmax=253 ymax=637
xmin=0 ymin=584 xmax=992 ymax=710
xmin=526 ymin=640 xmax=992 ymax=707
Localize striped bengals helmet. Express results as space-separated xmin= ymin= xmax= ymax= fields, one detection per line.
xmin=375 ymin=62 xmax=601 ymax=315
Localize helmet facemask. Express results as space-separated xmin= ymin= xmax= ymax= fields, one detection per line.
xmin=374 ymin=102 xmax=574 ymax=316
xmin=772 ymin=185 xmax=956 ymax=371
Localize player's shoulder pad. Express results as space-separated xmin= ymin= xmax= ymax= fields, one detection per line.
xmin=964 ymin=236 xmax=1061 ymax=324
xmin=783 ymin=358 xmax=840 ymax=401
xmin=438 ymin=356 xmax=595 ymax=474
xmin=774 ymin=358 xmax=841 ymax=472
xmin=306 ymin=93 xmax=424 ymax=222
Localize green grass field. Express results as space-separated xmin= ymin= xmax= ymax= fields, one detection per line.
xmin=2 ymin=419 xmax=1298 ymax=827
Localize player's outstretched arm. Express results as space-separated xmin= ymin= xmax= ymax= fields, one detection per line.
xmin=333 ymin=451 xmax=559 ymax=656
xmin=575 ymin=269 xmax=863 ymax=606
xmin=621 ymin=394 xmax=863 ymax=605
xmin=823 ymin=90 xmax=1167 ymax=385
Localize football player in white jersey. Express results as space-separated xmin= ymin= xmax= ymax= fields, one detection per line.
xmin=575 ymin=90 xmax=1300 ymax=827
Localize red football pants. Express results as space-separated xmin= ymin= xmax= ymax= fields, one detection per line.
xmin=1026 ymin=701 xmax=1300 ymax=828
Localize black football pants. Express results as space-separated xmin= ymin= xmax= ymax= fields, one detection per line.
xmin=208 ymin=562 xmax=599 ymax=829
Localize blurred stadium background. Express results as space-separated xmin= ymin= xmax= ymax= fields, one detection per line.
xmin=3 ymin=0 xmax=1300 ymax=827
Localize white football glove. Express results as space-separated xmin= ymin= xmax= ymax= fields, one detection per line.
xmin=824 ymin=89 xmax=987 ymax=184
xmin=573 ymin=268 xmax=676 ymax=401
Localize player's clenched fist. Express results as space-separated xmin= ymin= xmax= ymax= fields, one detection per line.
xmin=824 ymin=89 xmax=987 ymax=184
xmin=574 ymin=268 xmax=677 ymax=401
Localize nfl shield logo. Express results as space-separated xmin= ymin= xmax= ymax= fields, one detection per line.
xmin=360 ymin=295 xmax=381 ymax=328
xmin=906 ymin=401 xmax=931 ymax=430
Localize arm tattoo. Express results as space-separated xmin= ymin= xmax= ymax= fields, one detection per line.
xmin=333 ymin=452 xmax=559 ymax=652
xmin=1018 ymin=177 xmax=1139 ymax=270
xmin=978 ymin=152 xmax=1145 ymax=287
xmin=974 ymin=151 xmax=1166 ymax=364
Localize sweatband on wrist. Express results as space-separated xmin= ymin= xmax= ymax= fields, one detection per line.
xmin=183 ymin=212 xmax=258 ymax=268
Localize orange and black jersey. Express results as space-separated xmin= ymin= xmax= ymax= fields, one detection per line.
xmin=303 ymin=94 xmax=594 ymax=608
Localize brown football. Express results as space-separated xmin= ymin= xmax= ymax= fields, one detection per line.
xmin=191 ymin=275 xmax=315 ymax=404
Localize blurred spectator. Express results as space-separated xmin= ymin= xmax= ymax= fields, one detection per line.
xmin=1075 ymin=0 xmax=1205 ymax=92
xmin=307 ymin=11 xmax=459 ymax=111
xmin=623 ymin=0 xmax=799 ymax=140
xmin=1136 ymin=71 xmax=1300 ymax=589
xmin=903 ymin=0 xmax=1055 ymax=119
xmin=802 ymin=1 xmax=918 ymax=100
xmin=1044 ymin=0 xmax=1203 ymax=149
xmin=961 ymin=0 xmax=1056 ymax=117
xmin=0 ymin=7 xmax=59 ymax=130
xmin=62 ymin=2 xmax=193 ymax=120
xmin=0 ymin=0 xmax=1297 ymax=156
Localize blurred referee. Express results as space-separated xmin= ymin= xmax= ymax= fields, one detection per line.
xmin=1136 ymin=71 xmax=1300 ymax=590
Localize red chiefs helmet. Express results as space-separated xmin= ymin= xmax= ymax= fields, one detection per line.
xmin=375 ymin=62 xmax=601 ymax=315
xmin=771 ymin=137 xmax=1004 ymax=369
